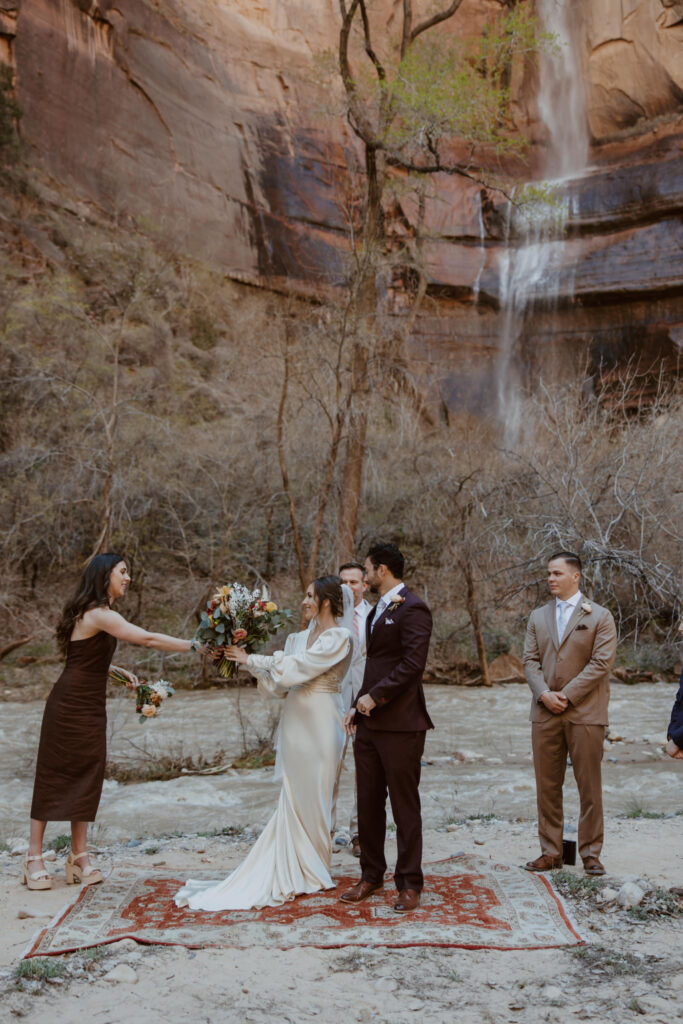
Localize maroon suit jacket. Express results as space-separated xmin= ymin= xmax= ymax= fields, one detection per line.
xmin=355 ymin=586 xmax=434 ymax=732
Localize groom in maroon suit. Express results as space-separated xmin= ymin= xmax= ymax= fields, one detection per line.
xmin=340 ymin=542 xmax=433 ymax=913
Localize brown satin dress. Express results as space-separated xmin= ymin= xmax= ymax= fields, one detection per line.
xmin=30 ymin=631 xmax=117 ymax=822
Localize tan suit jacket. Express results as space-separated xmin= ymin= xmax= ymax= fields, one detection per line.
xmin=523 ymin=598 xmax=617 ymax=725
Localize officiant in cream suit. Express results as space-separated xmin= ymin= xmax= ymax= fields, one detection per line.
xmin=523 ymin=550 xmax=617 ymax=877
xmin=336 ymin=561 xmax=372 ymax=856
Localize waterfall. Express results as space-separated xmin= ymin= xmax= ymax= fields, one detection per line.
xmin=495 ymin=0 xmax=589 ymax=434
xmin=472 ymin=190 xmax=487 ymax=305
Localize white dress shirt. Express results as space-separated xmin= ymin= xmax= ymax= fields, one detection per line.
xmin=556 ymin=590 xmax=582 ymax=642
xmin=341 ymin=598 xmax=372 ymax=710
xmin=354 ymin=599 xmax=371 ymax=648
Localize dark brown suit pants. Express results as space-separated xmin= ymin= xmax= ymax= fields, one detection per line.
xmin=532 ymin=716 xmax=606 ymax=861
xmin=354 ymin=719 xmax=426 ymax=892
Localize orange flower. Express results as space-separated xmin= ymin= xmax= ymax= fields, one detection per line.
xmin=233 ymin=628 xmax=248 ymax=642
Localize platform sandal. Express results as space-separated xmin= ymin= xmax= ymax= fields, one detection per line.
xmin=65 ymin=850 xmax=103 ymax=885
xmin=22 ymin=854 xmax=53 ymax=891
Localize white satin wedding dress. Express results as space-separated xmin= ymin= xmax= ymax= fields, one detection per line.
xmin=174 ymin=626 xmax=352 ymax=911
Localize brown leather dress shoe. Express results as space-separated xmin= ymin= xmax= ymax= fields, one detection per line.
xmin=351 ymin=835 xmax=361 ymax=858
xmin=393 ymin=889 xmax=421 ymax=913
xmin=583 ymin=856 xmax=605 ymax=876
xmin=524 ymin=854 xmax=563 ymax=872
xmin=340 ymin=879 xmax=384 ymax=903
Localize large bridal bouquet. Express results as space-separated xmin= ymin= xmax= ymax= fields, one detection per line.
xmin=194 ymin=582 xmax=290 ymax=679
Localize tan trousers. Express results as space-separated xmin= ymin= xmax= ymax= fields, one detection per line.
xmin=531 ymin=717 xmax=606 ymax=861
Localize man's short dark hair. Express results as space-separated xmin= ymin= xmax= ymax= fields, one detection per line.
xmin=339 ymin=561 xmax=365 ymax=575
xmin=366 ymin=542 xmax=404 ymax=579
xmin=549 ymin=550 xmax=582 ymax=572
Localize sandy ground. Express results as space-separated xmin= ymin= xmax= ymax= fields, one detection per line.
xmin=0 ymin=683 xmax=681 ymax=1023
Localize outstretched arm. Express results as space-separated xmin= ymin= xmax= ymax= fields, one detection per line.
xmin=88 ymin=608 xmax=193 ymax=653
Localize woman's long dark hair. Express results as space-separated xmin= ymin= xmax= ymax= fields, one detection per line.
xmin=55 ymin=552 xmax=126 ymax=657
xmin=312 ymin=575 xmax=343 ymax=619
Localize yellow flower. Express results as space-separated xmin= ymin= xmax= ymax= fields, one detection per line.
xmin=141 ymin=704 xmax=157 ymax=717
xmin=265 ymin=601 xmax=278 ymax=613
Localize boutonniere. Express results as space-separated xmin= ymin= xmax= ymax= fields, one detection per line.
xmin=580 ymin=600 xmax=592 ymax=614
xmin=387 ymin=596 xmax=405 ymax=614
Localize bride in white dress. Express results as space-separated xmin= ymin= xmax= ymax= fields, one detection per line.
xmin=174 ymin=576 xmax=353 ymax=911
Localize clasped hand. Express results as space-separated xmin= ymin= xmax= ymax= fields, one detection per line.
xmin=665 ymin=739 xmax=683 ymax=760
xmin=540 ymin=690 xmax=569 ymax=714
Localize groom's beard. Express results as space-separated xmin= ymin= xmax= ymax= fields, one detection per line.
xmin=368 ymin=584 xmax=379 ymax=594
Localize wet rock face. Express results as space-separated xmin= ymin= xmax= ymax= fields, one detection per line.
xmin=12 ymin=0 xmax=349 ymax=286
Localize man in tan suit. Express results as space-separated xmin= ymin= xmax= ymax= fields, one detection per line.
xmin=523 ymin=551 xmax=617 ymax=876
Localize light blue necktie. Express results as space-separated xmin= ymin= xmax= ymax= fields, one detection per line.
xmin=557 ymin=602 xmax=571 ymax=642
xmin=371 ymin=598 xmax=386 ymax=633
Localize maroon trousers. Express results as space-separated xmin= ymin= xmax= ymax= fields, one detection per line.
xmin=354 ymin=719 xmax=426 ymax=892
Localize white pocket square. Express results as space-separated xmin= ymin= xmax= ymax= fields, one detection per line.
xmin=384 ymin=618 xmax=395 ymax=624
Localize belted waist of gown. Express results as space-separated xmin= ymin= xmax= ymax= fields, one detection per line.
xmin=304 ymin=677 xmax=342 ymax=694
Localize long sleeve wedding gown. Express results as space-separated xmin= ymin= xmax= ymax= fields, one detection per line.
xmin=174 ymin=626 xmax=351 ymax=911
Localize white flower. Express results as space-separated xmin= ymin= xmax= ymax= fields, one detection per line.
xmin=227 ymin=581 xmax=259 ymax=619
xmin=581 ymin=600 xmax=592 ymax=614
xmin=151 ymin=682 xmax=169 ymax=698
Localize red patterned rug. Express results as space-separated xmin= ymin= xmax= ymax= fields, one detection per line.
xmin=25 ymin=854 xmax=582 ymax=957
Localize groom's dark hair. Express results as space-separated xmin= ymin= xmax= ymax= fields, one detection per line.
xmin=549 ymin=550 xmax=582 ymax=572
xmin=367 ymin=542 xmax=404 ymax=579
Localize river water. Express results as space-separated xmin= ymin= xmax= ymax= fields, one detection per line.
xmin=0 ymin=683 xmax=679 ymax=844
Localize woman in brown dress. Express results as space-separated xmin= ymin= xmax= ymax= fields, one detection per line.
xmin=25 ymin=553 xmax=199 ymax=890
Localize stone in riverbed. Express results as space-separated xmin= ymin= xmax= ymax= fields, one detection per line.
xmin=617 ymin=881 xmax=645 ymax=908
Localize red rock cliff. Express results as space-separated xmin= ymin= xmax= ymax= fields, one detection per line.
xmin=5 ymin=0 xmax=683 ymax=405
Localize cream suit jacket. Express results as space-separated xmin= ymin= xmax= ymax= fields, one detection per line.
xmin=523 ymin=598 xmax=617 ymax=725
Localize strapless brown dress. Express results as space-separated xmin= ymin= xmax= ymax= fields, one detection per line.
xmin=30 ymin=631 xmax=117 ymax=822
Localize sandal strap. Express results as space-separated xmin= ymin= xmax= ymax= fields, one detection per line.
xmin=26 ymin=854 xmax=46 ymax=862
xmin=70 ymin=851 xmax=90 ymax=862
xmin=28 ymin=868 xmax=51 ymax=880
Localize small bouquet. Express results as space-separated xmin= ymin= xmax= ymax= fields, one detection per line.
xmin=109 ymin=667 xmax=175 ymax=722
xmin=194 ymin=582 xmax=290 ymax=678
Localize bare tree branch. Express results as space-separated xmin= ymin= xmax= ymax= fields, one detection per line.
xmin=410 ymin=0 xmax=465 ymax=43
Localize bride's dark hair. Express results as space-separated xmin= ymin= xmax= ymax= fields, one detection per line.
xmin=312 ymin=575 xmax=344 ymax=619
xmin=55 ymin=552 xmax=125 ymax=657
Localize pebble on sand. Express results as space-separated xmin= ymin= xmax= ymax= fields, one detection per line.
xmin=103 ymin=964 xmax=138 ymax=984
